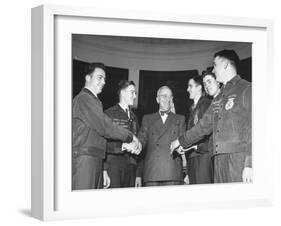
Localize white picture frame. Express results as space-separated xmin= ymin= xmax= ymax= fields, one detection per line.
xmin=31 ymin=4 xmax=274 ymax=221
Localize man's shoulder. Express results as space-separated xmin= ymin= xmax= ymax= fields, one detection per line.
xmin=237 ymin=77 xmax=251 ymax=89
xmin=234 ymin=78 xmax=251 ymax=99
xmin=73 ymin=89 xmax=95 ymax=104
xmin=173 ymin=113 xmax=185 ymax=120
xmin=142 ymin=113 xmax=158 ymax=121
xmin=104 ymin=104 xmax=120 ymax=116
xmin=200 ymin=96 xmax=212 ymax=107
xmin=105 ymin=104 xmax=118 ymax=112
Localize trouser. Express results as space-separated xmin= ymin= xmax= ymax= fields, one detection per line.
xmin=72 ymin=155 xmax=103 ymax=190
xmin=107 ymin=154 xmax=136 ymax=188
xmin=187 ymin=153 xmax=213 ymax=184
xmin=214 ymin=152 xmax=246 ymax=183
xmin=144 ymin=181 xmax=182 ymax=186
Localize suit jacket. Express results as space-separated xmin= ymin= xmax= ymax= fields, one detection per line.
xmin=72 ymin=88 xmax=133 ymax=159
xmin=105 ymin=104 xmax=139 ymax=164
xmin=138 ymin=112 xmax=186 ymax=182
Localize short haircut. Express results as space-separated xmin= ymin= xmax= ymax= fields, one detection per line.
xmin=85 ymin=62 xmax=106 ymax=76
xmin=189 ymin=75 xmax=203 ymax=90
xmin=202 ymin=69 xmax=216 ymax=80
xmin=117 ymin=80 xmax=135 ymax=98
xmin=214 ymin=49 xmax=240 ymax=70
xmin=157 ymin=86 xmax=173 ymax=97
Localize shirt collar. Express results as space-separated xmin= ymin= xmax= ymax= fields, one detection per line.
xmin=118 ymin=103 xmax=129 ymax=112
xmin=193 ymin=95 xmax=204 ymax=109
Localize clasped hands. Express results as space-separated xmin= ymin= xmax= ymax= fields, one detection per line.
xmin=122 ymin=135 xmax=142 ymax=155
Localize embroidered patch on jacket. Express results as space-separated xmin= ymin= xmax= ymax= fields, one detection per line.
xmin=225 ymin=97 xmax=235 ymax=110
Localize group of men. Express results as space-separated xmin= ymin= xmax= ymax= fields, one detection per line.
xmin=72 ymin=49 xmax=252 ymax=190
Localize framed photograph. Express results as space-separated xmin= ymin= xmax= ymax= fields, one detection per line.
xmin=31 ymin=4 xmax=274 ymax=221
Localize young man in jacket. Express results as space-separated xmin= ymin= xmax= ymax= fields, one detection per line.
xmin=72 ymin=63 xmax=141 ymax=190
xmin=171 ymin=50 xmax=252 ymax=183
xmin=105 ymin=80 xmax=141 ymax=188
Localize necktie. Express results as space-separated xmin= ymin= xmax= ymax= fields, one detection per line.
xmin=160 ymin=110 xmax=170 ymax=116
xmin=125 ymin=108 xmax=130 ymax=119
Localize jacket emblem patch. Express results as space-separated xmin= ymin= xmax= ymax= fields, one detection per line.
xmin=225 ymin=97 xmax=235 ymax=110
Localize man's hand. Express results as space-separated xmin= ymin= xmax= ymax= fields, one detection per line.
xmin=103 ymin=170 xmax=110 ymax=188
xmin=184 ymin=175 xmax=189 ymax=185
xmin=170 ymin=139 xmax=180 ymax=154
xmin=242 ymin=167 xmax=253 ymax=183
xmin=135 ymin=177 xmax=142 ymax=187
xmin=122 ymin=135 xmax=142 ymax=155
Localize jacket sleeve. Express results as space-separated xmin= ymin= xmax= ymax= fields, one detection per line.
xmin=178 ymin=104 xmax=213 ymax=148
xmin=242 ymin=85 xmax=252 ymax=168
xmin=135 ymin=115 xmax=150 ymax=178
xmin=179 ymin=115 xmax=187 ymax=136
xmin=76 ymin=94 xmax=133 ymax=143
xmin=196 ymin=98 xmax=212 ymax=152
xmin=137 ymin=115 xmax=149 ymax=148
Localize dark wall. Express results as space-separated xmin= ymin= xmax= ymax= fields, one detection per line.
xmin=239 ymin=57 xmax=252 ymax=82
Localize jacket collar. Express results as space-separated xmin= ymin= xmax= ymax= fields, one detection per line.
xmin=226 ymin=75 xmax=241 ymax=87
xmin=83 ymin=87 xmax=99 ymax=100
xmin=192 ymin=95 xmax=205 ymax=110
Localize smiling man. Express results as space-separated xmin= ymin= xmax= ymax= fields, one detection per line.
xmin=171 ymin=50 xmax=252 ymax=183
xmin=72 ymin=63 xmax=140 ymax=190
xmin=183 ymin=75 xmax=213 ymax=184
xmin=137 ymin=86 xmax=186 ymax=186
xmin=104 ymin=80 xmax=142 ymax=188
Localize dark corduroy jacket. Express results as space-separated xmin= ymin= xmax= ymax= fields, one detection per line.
xmin=72 ymin=88 xmax=133 ymax=159
xmin=179 ymin=75 xmax=252 ymax=168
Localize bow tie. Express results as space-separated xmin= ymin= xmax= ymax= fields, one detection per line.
xmin=160 ymin=110 xmax=170 ymax=116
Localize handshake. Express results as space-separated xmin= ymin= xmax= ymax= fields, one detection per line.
xmin=169 ymin=139 xmax=197 ymax=155
xmin=122 ymin=135 xmax=142 ymax=155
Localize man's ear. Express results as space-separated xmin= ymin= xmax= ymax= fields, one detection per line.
xmin=156 ymin=96 xmax=160 ymax=104
xmin=120 ymin=89 xmax=125 ymax=97
xmin=85 ymin=74 xmax=91 ymax=82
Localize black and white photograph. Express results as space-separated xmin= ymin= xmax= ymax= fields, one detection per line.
xmin=26 ymin=1 xmax=281 ymax=223
xmin=71 ymin=34 xmax=252 ymax=190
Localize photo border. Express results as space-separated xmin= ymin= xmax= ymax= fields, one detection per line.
xmin=31 ymin=4 xmax=274 ymax=221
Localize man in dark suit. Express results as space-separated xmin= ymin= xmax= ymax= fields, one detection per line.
xmin=72 ymin=63 xmax=140 ymax=190
xmin=137 ymin=86 xmax=186 ymax=186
